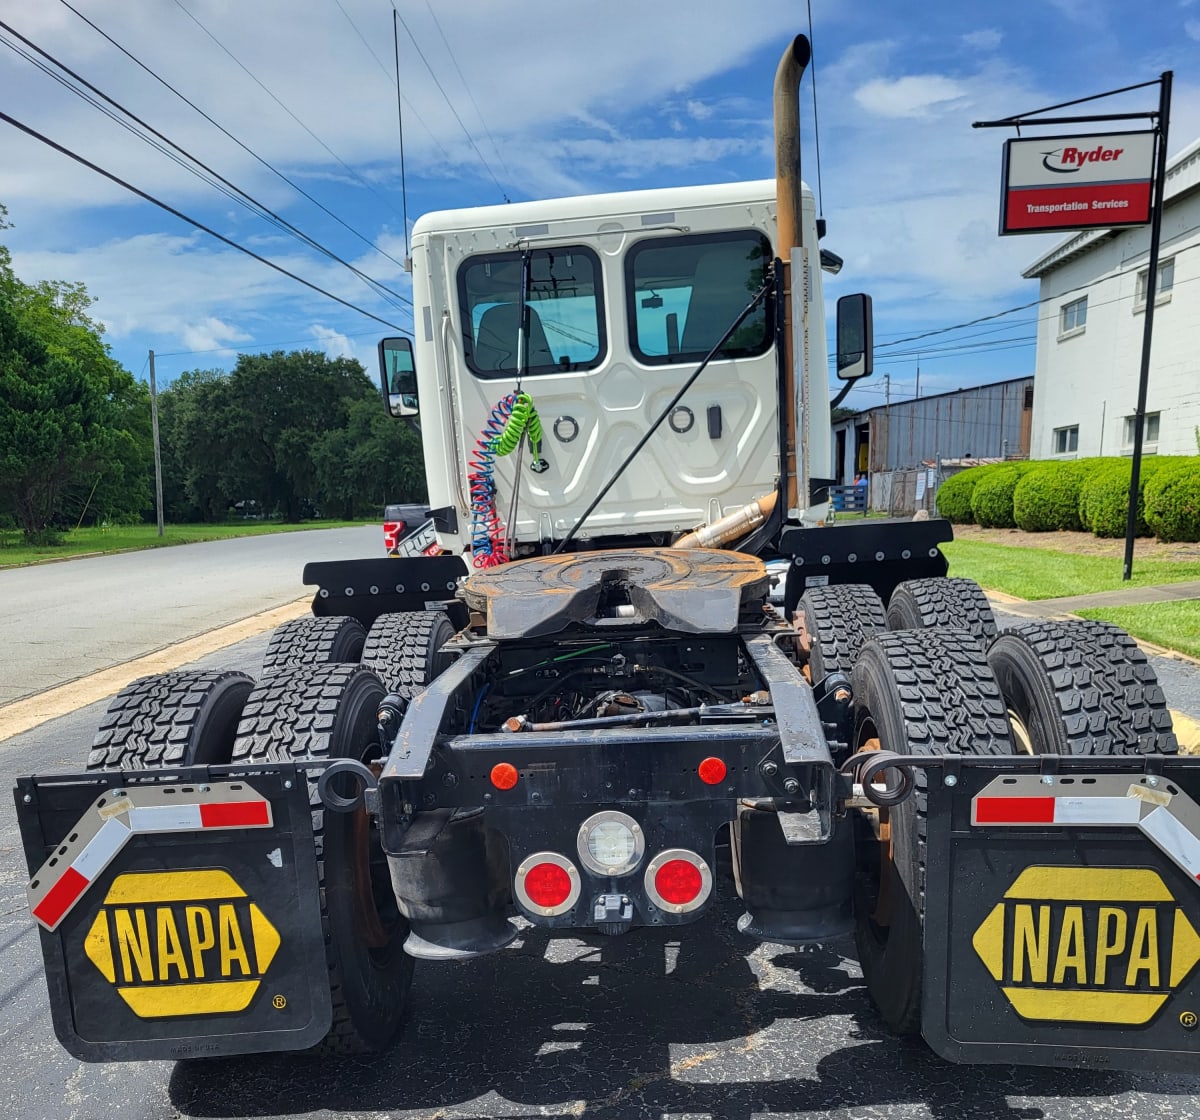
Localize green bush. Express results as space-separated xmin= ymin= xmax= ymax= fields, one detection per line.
xmin=970 ymin=465 xmax=1024 ymax=528
xmin=1078 ymin=457 xmax=1175 ymax=537
xmin=1145 ymin=462 xmax=1200 ymax=542
xmin=936 ymin=468 xmax=981 ymax=523
xmin=1012 ymin=462 xmax=1091 ymax=531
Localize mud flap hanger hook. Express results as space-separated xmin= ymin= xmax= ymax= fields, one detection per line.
xmin=317 ymin=759 xmax=379 ymax=814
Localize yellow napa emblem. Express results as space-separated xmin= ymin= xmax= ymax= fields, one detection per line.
xmin=973 ymin=866 xmax=1200 ymax=1025
xmin=84 ymin=870 xmax=280 ymax=1018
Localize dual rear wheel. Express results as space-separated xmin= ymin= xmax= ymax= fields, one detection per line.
xmin=849 ymin=612 xmax=1177 ymax=1034
xmin=89 ymin=609 xmax=457 ymax=1053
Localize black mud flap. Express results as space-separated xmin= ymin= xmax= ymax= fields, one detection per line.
xmin=922 ymin=756 xmax=1200 ymax=1073
xmin=14 ymin=765 xmax=331 ymax=1061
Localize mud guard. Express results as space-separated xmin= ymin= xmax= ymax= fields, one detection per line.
xmin=778 ymin=517 xmax=952 ymax=613
xmin=304 ymin=555 xmax=469 ymax=630
xmin=922 ymin=755 xmax=1200 ymax=1073
xmin=15 ymin=765 xmax=330 ymax=1061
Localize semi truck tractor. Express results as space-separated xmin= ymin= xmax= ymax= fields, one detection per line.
xmin=16 ymin=34 xmax=1198 ymax=1075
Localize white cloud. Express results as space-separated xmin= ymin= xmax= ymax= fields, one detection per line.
xmin=963 ymin=29 xmax=1003 ymax=50
xmin=179 ymin=317 xmax=250 ymax=354
xmin=854 ymin=75 xmax=969 ymax=119
xmin=686 ymin=99 xmax=714 ymax=121
xmin=1186 ymin=18 xmax=1200 ymax=39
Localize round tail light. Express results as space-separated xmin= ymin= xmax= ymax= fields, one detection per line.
xmin=514 ymin=852 xmax=580 ymax=916
xmin=644 ymin=849 xmax=712 ymax=913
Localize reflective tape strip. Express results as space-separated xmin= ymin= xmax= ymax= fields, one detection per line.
xmin=29 ymin=788 xmax=273 ymax=932
xmin=128 ymin=804 xmax=203 ymax=832
xmin=71 ymin=817 xmax=131 ymax=880
xmin=1141 ymin=806 xmax=1200 ymax=880
xmin=200 ymin=800 xmax=271 ymax=829
xmin=31 ymin=867 xmax=89 ymax=930
xmin=974 ymin=795 xmax=1144 ymax=826
xmin=975 ymin=796 xmax=1054 ymax=824
xmin=1052 ymin=796 xmax=1144 ymax=826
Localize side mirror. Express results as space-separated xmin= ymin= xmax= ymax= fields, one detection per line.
xmin=836 ymin=293 xmax=873 ymax=381
xmin=378 ymin=337 xmax=419 ymax=417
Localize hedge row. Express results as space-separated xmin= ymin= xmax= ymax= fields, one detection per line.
xmin=936 ymin=455 xmax=1199 ymax=540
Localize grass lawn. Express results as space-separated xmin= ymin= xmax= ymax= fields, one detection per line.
xmin=1076 ymin=601 xmax=1200 ymax=661
xmin=0 ymin=520 xmax=371 ymax=569
xmin=942 ymin=540 xmax=1200 ymax=601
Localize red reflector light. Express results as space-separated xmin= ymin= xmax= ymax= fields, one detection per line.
xmin=654 ymin=859 xmax=703 ymax=905
xmin=697 ymin=757 xmax=727 ymax=785
xmin=523 ymin=862 xmax=572 ymax=908
xmin=490 ymin=763 xmax=519 ymax=791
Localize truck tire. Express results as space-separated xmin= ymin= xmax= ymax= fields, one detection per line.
xmin=88 ymin=670 xmax=254 ymax=770
xmin=987 ymin=620 xmax=1178 ymax=756
xmin=851 ymin=629 xmax=1013 ymax=1035
xmin=886 ymin=577 xmax=997 ymax=644
xmin=798 ymin=583 xmax=886 ymax=682
xmin=231 ymin=663 xmax=413 ymax=1054
xmin=262 ymin=616 xmax=366 ymax=675
xmin=361 ymin=611 xmax=457 ymax=699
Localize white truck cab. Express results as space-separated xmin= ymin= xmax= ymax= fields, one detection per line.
xmin=381 ymin=177 xmax=848 ymax=567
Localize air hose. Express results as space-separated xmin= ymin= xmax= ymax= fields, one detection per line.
xmin=466 ymin=391 xmax=548 ymax=568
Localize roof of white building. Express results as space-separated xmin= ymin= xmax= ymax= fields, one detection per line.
xmin=1022 ymin=135 xmax=1200 ymax=279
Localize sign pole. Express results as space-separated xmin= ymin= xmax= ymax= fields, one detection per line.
xmin=1122 ymin=71 xmax=1171 ymax=581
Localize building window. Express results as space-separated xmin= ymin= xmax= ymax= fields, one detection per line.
xmin=1053 ymin=425 xmax=1079 ymax=454
xmin=1123 ymin=412 xmax=1160 ymax=450
xmin=1059 ymin=297 xmax=1087 ymax=336
xmin=1135 ymin=258 xmax=1174 ymax=310
xmin=1023 ymin=385 xmax=1034 ymax=410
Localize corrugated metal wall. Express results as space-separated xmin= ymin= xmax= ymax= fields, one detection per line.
xmin=866 ymin=378 xmax=1033 ymax=472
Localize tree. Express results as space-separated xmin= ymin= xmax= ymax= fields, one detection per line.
xmin=161 ymin=350 xmax=388 ymax=522
xmin=220 ymin=350 xmax=378 ymax=520
xmin=312 ymin=397 xmax=427 ymax=518
xmin=0 ymin=209 xmax=151 ymax=540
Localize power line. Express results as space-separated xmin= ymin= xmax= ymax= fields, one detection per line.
xmin=0 ymin=109 xmax=406 ymax=330
xmin=169 ymin=0 xmax=408 ymax=226
xmin=0 ymin=21 xmax=412 ymax=315
xmin=56 ymin=0 xmax=410 ymax=277
xmin=388 ymin=1 xmax=509 ymax=201
xmin=328 ymin=0 xmax=453 ymax=164
xmin=421 ymin=0 xmax=516 ymax=190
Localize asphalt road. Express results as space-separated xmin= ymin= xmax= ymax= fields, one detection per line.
xmin=0 ymin=525 xmax=378 ymax=705
xmin=5 ymin=633 xmax=1200 ymax=1119
xmin=3 ymin=538 xmax=1200 ymax=1118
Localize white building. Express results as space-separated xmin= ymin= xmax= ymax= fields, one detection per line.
xmin=1024 ymin=136 xmax=1200 ymax=459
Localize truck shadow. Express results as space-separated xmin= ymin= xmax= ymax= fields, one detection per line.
xmin=169 ymin=883 xmax=1197 ymax=1120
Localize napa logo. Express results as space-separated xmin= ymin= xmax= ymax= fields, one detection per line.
xmin=84 ymin=870 xmax=280 ymax=1018
xmin=972 ymin=866 xmax=1200 ymax=1025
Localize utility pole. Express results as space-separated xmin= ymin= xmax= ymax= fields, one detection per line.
xmin=883 ymin=373 xmax=893 ymax=517
xmin=148 ymin=350 xmax=164 ymax=538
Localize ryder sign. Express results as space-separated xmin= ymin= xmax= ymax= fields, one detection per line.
xmin=1000 ymin=131 xmax=1155 ymax=234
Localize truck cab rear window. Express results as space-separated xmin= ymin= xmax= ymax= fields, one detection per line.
xmin=625 ymin=231 xmax=771 ymax=365
xmin=458 ymin=246 xmax=605 ymax=378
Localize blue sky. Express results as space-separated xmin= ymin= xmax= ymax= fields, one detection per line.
xmin=1 ymin=0 xmax=1197 ymax=413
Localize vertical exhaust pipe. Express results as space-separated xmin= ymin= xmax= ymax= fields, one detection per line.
xmin=774 ymin=35 xmax=811 ymax=514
